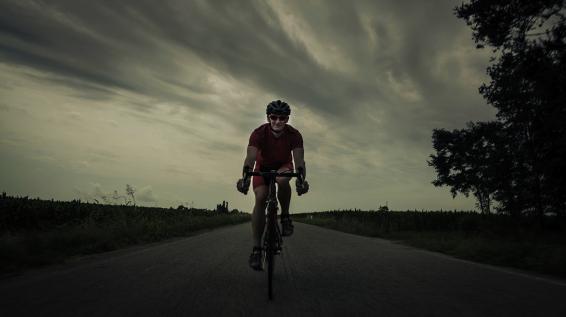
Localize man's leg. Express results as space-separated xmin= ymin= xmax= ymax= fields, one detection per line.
xmin=277 ymin=179 xmax=291 ymax=217
xmin=276 ymin=172 xmax=294 ymax=237
xmin=276 ymin=167 xmax=292 ymax=218
xmin=252 ymin=185 xmax=268 ymax=247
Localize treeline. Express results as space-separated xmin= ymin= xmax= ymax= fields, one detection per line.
xmin=429 ymin=1 xmax=566 ymax=222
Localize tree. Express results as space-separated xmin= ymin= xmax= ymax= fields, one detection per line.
xmin=434 ymin=0 xmax=566 ymax=220
xmin=216 ymin=201 xmax=229 ymax=213
xmin=429 ymin=121 xmax=506 ymax=213
xmin=126 ymin=184 xmax=136 ymax=206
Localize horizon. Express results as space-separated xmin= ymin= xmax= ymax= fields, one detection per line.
xmin=0 ymin=0 xmax=495 ymax=213
xmin=0 ymin=191 xmax=477 ymax=214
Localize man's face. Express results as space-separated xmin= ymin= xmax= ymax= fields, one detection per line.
xmin=268 ymin=114 xmax=289 ymax=132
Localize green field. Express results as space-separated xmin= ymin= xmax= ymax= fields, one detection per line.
xmin=0 ymin=194 xmax=250 ymax=274
xmin=294 ymin=210 xmax=566 ymax=278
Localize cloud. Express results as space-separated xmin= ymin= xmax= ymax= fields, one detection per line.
xmin=0 ymin=0 xmax=493 ymax=131
xmin=72 ymin=183 xmax=157 ymax=205
xmin=73 ymin=183 xmax=118 ymax=203
xmin=1 ymin=0 xmax=376 ymax=118
xmin=72 ymin=182 xmax=106 ymax=203
xmin=1 ymin=0 xmax=495 ymax=210
xmin=137 ymin=185 xmax=157 ymax=203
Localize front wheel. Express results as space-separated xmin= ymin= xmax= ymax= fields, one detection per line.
xmin=266 ymin=202 xmax=278 ymax=300
xmin=267 ymin=243 xmax=274 ymax=300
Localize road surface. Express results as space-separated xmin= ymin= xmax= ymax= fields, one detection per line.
xmin=1 ymin=222 xmax=565 ymax=316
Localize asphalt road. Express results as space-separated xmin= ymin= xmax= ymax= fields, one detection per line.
xmin=1 ymin=222 xmax=565 ymax=316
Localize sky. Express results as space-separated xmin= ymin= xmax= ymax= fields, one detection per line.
xmin=0 ymin=0 xmax=497 ymax=213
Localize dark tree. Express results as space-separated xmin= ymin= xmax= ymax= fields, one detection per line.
xmin=216 ymin=201 xmax=229 ymax=213
xmin=430 ymin=0 xmax=566 ymax=220
xmin=455 ymin=0 xmax=565 ymax=50
xmin=429 ymin=122 xmax=506 ymax=213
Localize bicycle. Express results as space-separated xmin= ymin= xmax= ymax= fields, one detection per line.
xmin=245 ymin=169 xmax=304 ymax=300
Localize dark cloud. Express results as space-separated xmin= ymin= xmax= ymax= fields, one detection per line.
xmin=1 ymin=1 xmax=180 ymax=97
xmin=0 ymin=0 xmax=385 ymax=118
xmin=1 ymin=0 xmax=495 ymax=210
xmin=128 ymin=0 xmax=380 ymax=117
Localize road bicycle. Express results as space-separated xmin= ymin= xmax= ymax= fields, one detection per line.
xmin=246 ymin=169 xmax=304 ymax=300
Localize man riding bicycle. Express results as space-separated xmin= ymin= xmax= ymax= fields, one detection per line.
xmin=237 ymin=100 xmax=309 ymax=271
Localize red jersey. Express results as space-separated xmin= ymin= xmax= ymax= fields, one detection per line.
xmin=248 ymin=123 xmax=303 ymax=170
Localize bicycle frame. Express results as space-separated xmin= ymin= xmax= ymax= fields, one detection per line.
xmin=246 ymin=170 xmax=302 ymax=300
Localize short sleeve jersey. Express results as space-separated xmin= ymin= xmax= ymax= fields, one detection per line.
xmin=248 ymin=123 xmax=303 ymax=170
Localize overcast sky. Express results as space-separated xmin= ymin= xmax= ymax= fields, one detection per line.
xmin=0 ymin=0 xmax=496 ymax=212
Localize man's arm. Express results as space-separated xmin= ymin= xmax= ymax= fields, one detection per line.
xmin=236 ymin=146 xmax=257 ymax=194
xmin=243 ymin=146 xmax=258 ymax=177
xmin=292 ymin=147 xmax=306 ymax=179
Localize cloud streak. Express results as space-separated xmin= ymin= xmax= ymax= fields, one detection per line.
xmin=0 ymin=0 xmax=496 ymax=211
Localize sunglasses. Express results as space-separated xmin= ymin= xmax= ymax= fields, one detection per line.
xmin=269 ymin=115 xmax=289 ymax=122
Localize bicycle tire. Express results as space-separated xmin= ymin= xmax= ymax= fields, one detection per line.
xmin=267 ymin=235 xmax=274 ymax=300
xmin=267 ymin=201 xmax=277 ymax=300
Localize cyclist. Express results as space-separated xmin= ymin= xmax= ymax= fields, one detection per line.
xmin=237 ymin=100 xmax=309 ymax=271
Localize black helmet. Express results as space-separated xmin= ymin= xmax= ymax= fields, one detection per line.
xmin=266 ymin=100 xmax=291 ymax=115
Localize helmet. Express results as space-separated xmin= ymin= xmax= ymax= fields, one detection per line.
xmin=266 ymin=100 xmax=291 ymax=115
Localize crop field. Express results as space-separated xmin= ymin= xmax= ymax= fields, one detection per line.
xmin=294 ymin=210 xmax=566 ymax=278
xmin=0 ymin=193 xmax=250 ymax=274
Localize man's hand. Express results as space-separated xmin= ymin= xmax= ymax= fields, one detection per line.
xmin=295 ymin=178 xmax=309 ymax=196
xmin=237 ymin=177 xmax=251 ymax=195
xmin=237 ymin=165 xmax=252 ymax=194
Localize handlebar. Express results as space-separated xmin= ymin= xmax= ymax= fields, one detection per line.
xmin=245 ymin=170 xmax=304 ymax=182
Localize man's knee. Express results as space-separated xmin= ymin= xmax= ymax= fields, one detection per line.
xmin=254 ymin=185 xmax=268 ymax=204
xmin=277 ymin=178 xmax=291 ymax=188
xmin=276 ymin=173 xmax=291 ymax=186
xmin=276 ymin=166 xmax=292 ymax=186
